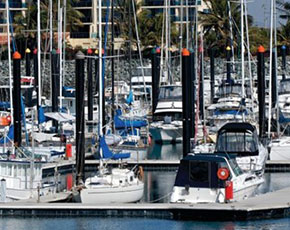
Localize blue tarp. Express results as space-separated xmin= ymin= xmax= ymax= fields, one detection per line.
xmin=63 ymin=86 xmax=75 ymax=97
xmin=126 ymin=90 xmax=134 ymax=104
xmin=38 ymin=106 xmax=47 ymax=124
xmin=100 ymin=136 xmax=130 ymax=160
xmin=0 ymin=102 xmax=10 ymax=109
xmin=279 ymin=111 xmax=290 ymax=123
xmin=114 ymin=109 xmax=147 ymax=129
xmin=214 ymin=109 xmax=248 ymax=116
xmin=0 ymin=125 xmax=14 ymax=144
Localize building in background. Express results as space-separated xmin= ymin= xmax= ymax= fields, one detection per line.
xmin=0 ymin=0 xmax=207 ymax=48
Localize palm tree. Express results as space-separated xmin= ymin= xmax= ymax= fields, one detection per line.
xmin=277 ymin=0 xmax=290 ymax=45
xmin=13 ymin=0 xmax=84 ymax=52
xmin=199 ymin=0 xmax=253 ymax=51
xmin=115 ymin=0 xmax=178 ymax=49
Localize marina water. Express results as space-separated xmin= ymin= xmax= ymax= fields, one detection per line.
xmin=2 ymin=143 xmax=290 ymax=229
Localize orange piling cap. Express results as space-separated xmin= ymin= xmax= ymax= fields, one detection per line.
xmin=25 ymin=48 xmax=31 ymax=53
xmin=226 ymin=46 xmax=231 ymax=51
xmin=182 ymin=48 xmax=190 ymax=56
xmin=33 ymin=48 xmax=37 ymax=55
xmin=258 ymin=45 xmax=265 ymax=53
xmin=13 ymin=51 xmax=21 ymax=60
xmin=87 ymin=48 xmax=93 ymax=54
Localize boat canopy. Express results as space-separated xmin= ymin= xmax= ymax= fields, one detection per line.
xmin=215 ymin=122 xmax=259 ymax=156
xmin=216 ymin=83 xmax=251 ymax=98
xmin=44 ymin=112 xmax=75 ymax=122
xmin=174 ymin=154 xmax=234 ymax=189
xmin=158 ymin=85 xmax=182 ymax=101
xmin=279 ymin=79 xmax=290 ymax=95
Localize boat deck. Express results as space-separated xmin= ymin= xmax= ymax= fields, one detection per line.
xmin=1 ymin=186 xmax=290 ymax=220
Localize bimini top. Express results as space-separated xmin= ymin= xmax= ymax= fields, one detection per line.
xmin=217 ymin=122 xmax=256 ymax=134
xmin=215 ymin=122 xmax=259 ymax=156
xmin=184 ymin=153 xmax=235 ymax=162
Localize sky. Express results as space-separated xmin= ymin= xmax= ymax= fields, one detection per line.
xmin=247 ymin=0 xmax=289 ymax=27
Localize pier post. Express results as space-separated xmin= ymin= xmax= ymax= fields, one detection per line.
xmin=226 ymin=46 xmax=231 ymax=82
xmin=199 ymin=48 xmax=204 ymax=121
xmin=94 ymin=50 xmax=99 ymax=96
xmin=13 ymin=51 xmax=22 ymax=148
xmin=281 ymin=45 xmax=286 ymax=80
xmin=33 ymin=48 xmax=39 ymax=112
xmin=272 ymin=49 xmax=277 ymax=108
xmin=25 ymin=48 xmax=31 ymax=77
xmin=87 ymin=49 xmax=93 ymax=123
xmin=182 ymin=48 xmax=191 ymax=157
xmin=189 ymin=50 xmax=196 ymax=140
xmin=151 ymin=47 xmax=161 ymax=115
xmin=51 ymin=49 xmax=58 ymax=131
xmin=257 ymin=46 xmax=266 ymax=138
xmin=75 ymin=51 xmax=85 ymax=185
xmin=210 ymin=48 xmax=215 ymax=103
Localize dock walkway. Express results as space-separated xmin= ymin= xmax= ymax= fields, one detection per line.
xmin=1 ymin=187 xmax=290 ymax=220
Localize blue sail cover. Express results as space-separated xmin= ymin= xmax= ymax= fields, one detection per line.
xmin=0 ymin=102 xmax=10 ymax=109
xmin=126 ymin=90 xmax=134 ymax=104
xmin=63 ymin=86 xmax=75 ymax=97
xmin=214 ymin=109 xmax=248 ymax=116
xmin=0 ymin=125 xmax=14 ymax=144
xmin=114 ymin=113 xmax=148 ymax=129
xmin=38 ymin=106 xmax=47 ymax=124
xmin=100 ymin=136 xmax=130 ymax=159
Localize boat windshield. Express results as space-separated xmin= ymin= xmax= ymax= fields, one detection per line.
xmin=217 ymin=84 xmax=251 ymax=98
xmin=132 ymin=68 xmax=151 ymax=76
xmin=216 ymin=131 xmax=258 ymax=154
xmin=279 ymin=80 xmax=290 ymax=94
xmin=158 ymin=86 xmax=182 ymax=101
xmin=228 ymin=159 xmax=244 ymax=176
xmin=153 ymin=112 xmax=182 ymax=121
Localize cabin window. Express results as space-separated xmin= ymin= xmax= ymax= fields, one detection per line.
xmin=189 ymin=161 xmax=209 ymax=183
xmin=158 ymin=86 xmax=182 ymax=101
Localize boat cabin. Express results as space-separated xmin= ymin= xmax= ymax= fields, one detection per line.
xmin=173 ymin=154 xmax=241 ymax=190
xmin=215 ymin=122 xmax=259 ymax=157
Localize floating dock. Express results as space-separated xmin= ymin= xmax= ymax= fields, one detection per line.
xmin=43 ymin=159 xmax=290 ymax=175
xmin=1 ymin=187 xmax=290 ymax=220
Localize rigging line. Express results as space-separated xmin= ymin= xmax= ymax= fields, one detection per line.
xmin=8 ymin=5 xmax=16 ymax=52
xmin=102 ymin=0 xmax=111 ymax=92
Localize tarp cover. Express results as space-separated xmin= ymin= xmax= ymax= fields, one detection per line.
xmin=44 ymin=112 xmax=75 ymax=122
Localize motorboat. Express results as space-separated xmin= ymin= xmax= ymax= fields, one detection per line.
xmin=207 ymin=82 xmax=257 ymax=132
xmin=149 ymin=84 xmax=183 ymax=144
xmin=170 ymin=153 xmax=264 ymax=204
xmin=215 ymin=122 xmax=268 ymax=173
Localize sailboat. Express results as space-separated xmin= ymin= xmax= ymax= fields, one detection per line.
xmin=79 ymin=1 xmax=144 ymax=204
xmin=149 ymin=0 xmax=183 ymax=144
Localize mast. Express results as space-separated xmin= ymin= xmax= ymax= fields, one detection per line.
xmin=268 ymin=0 xmax=274 ymax=138
xmin=58 ymin=0 xmax=63 ymax=110
xmin=98 ymin=0 xmax=103 ymax=163
xmin=179 ymin=0 xmax=183 ymax=82
xmin=6 ymin=0 xmax=13 ymax=124
xmin=111 ymin=0 xmax=115 ymax=131
xmin=241 ymin=0 xmax=245 ymax=107
xmin=273 ymin=0 xmax=280 ymax=136
xmin=37 ymin=0 xmax=42 ymax=108
xmin=63 ymin=0 xmax=67 ymax=89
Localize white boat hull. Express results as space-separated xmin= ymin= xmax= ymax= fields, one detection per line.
xmin=149 ymin=125 xmax=182 ymax=144
xmin=80 ymin=183 xmax=144 ymax=204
